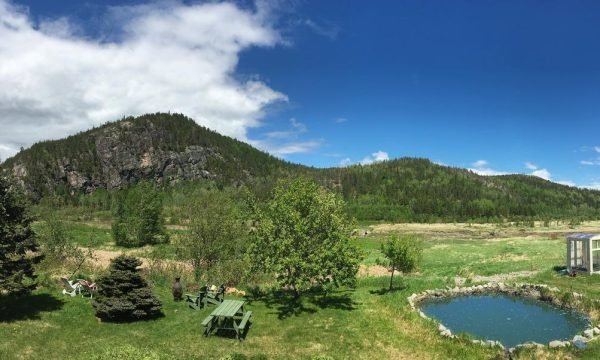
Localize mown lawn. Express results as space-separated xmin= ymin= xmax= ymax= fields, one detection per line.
xmin=2 ymin=224 xmax=600 ymax=359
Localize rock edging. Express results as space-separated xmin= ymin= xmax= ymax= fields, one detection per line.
xmin=407 ymin=282 xmax=599 ymax=353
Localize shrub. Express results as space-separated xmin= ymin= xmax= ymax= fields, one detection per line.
xmin=93 ymin=255 xmax=162 ymax=321
xmin=112 ymin=182 xmax=168 ymax=247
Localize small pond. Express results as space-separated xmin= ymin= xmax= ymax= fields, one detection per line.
xmin=420 ymin=294 xmax=590 ymax=348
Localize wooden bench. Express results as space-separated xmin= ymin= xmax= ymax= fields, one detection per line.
xmin=201 ymin=315 xmax=214 ymax=336
xmin=234 ymin=311 xmax=252 ymax=340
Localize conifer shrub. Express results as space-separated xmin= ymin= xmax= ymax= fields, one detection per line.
xmin=93 ymin=255 xmax=162 ymax=321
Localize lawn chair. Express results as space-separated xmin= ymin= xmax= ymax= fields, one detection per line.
xmin=77 ymin=279 xmax=97 ymax=298
xmin=205 ymin=284 xmax=225 ymax=306
xmin=185 ymin=285 xmax=208 ymax=310
xmin=61 ymin=277 xmax=82 ymax=297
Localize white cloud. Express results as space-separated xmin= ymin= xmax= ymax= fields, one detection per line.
xmin=595 ymin=146 xmax=600 ymax=153
xmin=266 ymin=140 xmax=322 ymax=156
xmin=335 ymin=117 xmax=347 ymax=123
xmin=339 ymin=158 xmax=352 ymax=167
xmin=303 ymin=19 xmax=340 ymax=40
xmin=583 ymin=182 xmax=600 ymax=190
xmin=468 ymin=160 xmax=508 ymax=176
xmin=525 ymin=162 xmax=538 ymax=170
xmin=360 ymin=151 xmax=389 ymax=165
xmin=338 ymin=150 xmax=390 ymax=166
xmin=0 ymin=0 xmax=288 ymax=160
xmin=252 ymin=118 xmax=322 ymax=156
xmin=472 ymin=160 xmax=489 ymax=168
xmin=557 ymin=180 xmax=576 ymax=187
xmin=531 ymin=168 xmax=551 ymax=181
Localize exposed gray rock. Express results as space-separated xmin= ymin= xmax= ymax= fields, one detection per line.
xmin=549 ymin=340 xmax=568 ymax=348
xmin=583 ymin=329 xmax=594 ymax=339
xmin=572 ymin=335 xmax=587 ymax=349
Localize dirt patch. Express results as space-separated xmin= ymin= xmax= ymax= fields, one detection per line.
xmin=454 ymin=270 xmax=540 ymax=285
xmin=358 ymin=264 xmax=390 ymax=277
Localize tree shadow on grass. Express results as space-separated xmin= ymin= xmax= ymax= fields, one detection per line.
xmin=0 ymin=293 xmax=64 ymax=323
xmin=245 ymin=288 xmax=359 ymax=320
xmin=369 ymin=281 xmax=409 ymax=296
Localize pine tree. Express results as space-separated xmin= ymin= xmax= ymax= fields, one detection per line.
xmin=93 ymin=255 xmax=162 ymax=321
xmin=0 ymin=171 xmax=42 ymax=296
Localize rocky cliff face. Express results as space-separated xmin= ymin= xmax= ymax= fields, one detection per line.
xmin=91 ymin=120 xmax=220 ymax=190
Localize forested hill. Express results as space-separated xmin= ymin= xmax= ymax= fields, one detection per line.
xmin=3 ymin=112 xmax=600 ymax=222
xmin=315 ymin=160 xmax=600 ymax=221
xmin=1 ymin=113 xmax=307 ymax=197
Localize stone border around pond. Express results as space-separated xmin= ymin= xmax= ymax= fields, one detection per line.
xmin=407 ymin=282 xmax=600 ymax=354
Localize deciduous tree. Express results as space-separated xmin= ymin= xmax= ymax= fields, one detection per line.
xmin=379 ymin=235 xmax=423 ymax=290
xmin=248 ymin=178 xmax=361 ymax=297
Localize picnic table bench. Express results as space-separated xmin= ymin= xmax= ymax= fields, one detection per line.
xmin=202 ymin=299 xmax=252 ymax=340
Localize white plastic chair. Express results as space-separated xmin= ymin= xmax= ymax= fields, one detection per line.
xmin=77 ymin=279 xmax=97 ymax=298
xmin=61 ymin=277 xmax=82 ymax=297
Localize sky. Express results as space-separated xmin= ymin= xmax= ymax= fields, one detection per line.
xmin=1 ymin=1 xmax=600 ymax=188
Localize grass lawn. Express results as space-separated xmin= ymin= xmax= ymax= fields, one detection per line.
xmin=2 ymin=222 xmax=600 ymax=359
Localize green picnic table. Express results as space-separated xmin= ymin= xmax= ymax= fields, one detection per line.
xmin=201 ymin=299 xmax=252 ymax=340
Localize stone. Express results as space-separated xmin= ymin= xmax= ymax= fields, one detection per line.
xmin=572 ymin=335 xmax=587 ymax=349
xmin=440 ymin=330 xmax=452 ymax=337
xmin=583 ymin=329 xmax=594 ymax=339
xmin=594 ymin=327 xmax=600 ymax=335
xmin=438 ymin=324 xmax=447 ymax=332
xmin=549 ymin=340 xmax=568 ymax=348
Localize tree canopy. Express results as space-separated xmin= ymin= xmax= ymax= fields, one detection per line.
xmin=248 ymin=178 xmax=361 ymax=297
xmin=379 ymin=235 xmax=423 ymax=290
xmin=112 ymin=182 xmax=168 ymax=247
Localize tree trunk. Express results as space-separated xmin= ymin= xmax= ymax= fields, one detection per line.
xmin=389 ymin=267 xmax=395 ymax=290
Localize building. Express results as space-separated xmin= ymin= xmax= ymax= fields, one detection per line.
xmin=566 ymin=233 xmax=600 ymax=275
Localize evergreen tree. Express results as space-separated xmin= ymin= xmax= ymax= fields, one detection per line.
xmin=93 ymin=255 xmax=162 ymax=322
xmin=0 ymin=171 xmax=42 ymax=296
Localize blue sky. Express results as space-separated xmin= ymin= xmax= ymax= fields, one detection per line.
xmin=2 ymin=1 xmax=600 ymax=188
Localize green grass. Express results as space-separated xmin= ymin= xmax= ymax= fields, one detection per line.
xmin=3 ymin=223 xmax=600 ymax=359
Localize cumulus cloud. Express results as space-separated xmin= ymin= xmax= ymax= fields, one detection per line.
xmin=0 ymin=0 xmax=289 ymax=161
xmin=531 ymin=168 xmax=552 ymax=181
xmin=360 ymin=151 xmax=389 ymax=165
xmin=338 ymin=150 xmax=389 ymax=166
xmin=557 ymin=180 xmax=576 ymax=187
xmin=524 ymin=162 xmax=538 ymax=170
xmin=339 ymin=157 xmax=352 ymax=167
xmin=468 ymin=160 xmax=508 ymax=176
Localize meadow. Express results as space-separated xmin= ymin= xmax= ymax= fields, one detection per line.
xmin=1 ymin=220 xmax=599 ymax=360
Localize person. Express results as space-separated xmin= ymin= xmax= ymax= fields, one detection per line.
xmin=172 ymin=276 xmax=183 ymax=301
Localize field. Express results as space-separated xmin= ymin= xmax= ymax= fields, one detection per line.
xmin=1 ymin=221 xmax=600 ymax=359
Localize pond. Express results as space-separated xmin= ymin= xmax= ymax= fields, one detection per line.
xmin=420 ymin=294 xmax=590 ymax=348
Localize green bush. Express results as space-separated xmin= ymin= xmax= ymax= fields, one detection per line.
xmin=112 ymin=182 xmax=169 ymax=247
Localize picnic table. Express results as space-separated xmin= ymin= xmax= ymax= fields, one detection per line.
xmin=202 ymin=299 xmax=252 ymax=340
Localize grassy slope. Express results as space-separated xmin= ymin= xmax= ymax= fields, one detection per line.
xmin=2 ymin=223 xmax=600 ymax=359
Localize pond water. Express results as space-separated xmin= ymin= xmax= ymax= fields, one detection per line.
xmin=420 ymin=294 xmax=589 ymax=348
